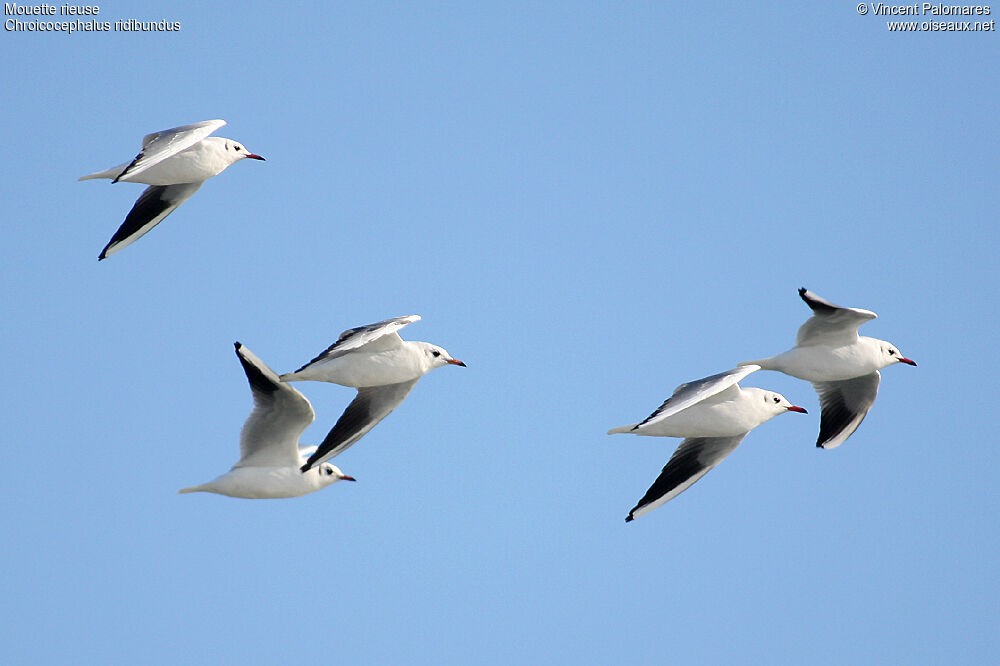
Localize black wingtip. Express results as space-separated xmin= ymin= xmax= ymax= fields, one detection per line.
xmin=234 ymin=341 xmax=242 ymax=351
xmin=235 ymin=343 xmax=279 ymax=395
xmin=799 ymin=287 xmax=839 ymax=314
xmin=299 ymin=463 xmax=312 ymax=473
xmin=625 ymin=514 xmax=634 ymax=523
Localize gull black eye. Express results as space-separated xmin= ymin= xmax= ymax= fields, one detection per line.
xmin=773 ymin=396 xmax=780 ymax=403
xmin=235 ymin=145 xmax=241 ymax=151
xmin=888 ymin=349 xmax=896 ymax=356
xmin=325 ymin=467 xmax=333 ymax=476
xmin=432 ymin=350 xmax=441 ymax=357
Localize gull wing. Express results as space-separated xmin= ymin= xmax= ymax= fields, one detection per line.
xmin=289 ymin=315 xmax=421 ymax=374
xmin=626 ymin=435 xmax=747 ymax=521
xmin=796 ymin=288 xmax=877 ymax=347
xmin=232 ymin=343 xmax=315 ymax=469
xmin=300 ymin=379 xmax=419 ymax=471
xmin=98 ymin=182 xmax=203 ymax=260
xmin=114 ymin=119 xmax=226 ymax=183
xmin=612 ymin=365 xmax=760 ymax=434
xmin=812 ymin=371 xmax=881 ymax=449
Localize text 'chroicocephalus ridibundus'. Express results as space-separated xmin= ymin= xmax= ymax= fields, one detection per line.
xmin=179 ymin=343 xmax=355 ymax=499
xmin=80 ymin=119 xmax=264 ymax=260
xmin=609 ymin=365 xmax=806 ymax=522
xmin=741 ymin=288 xmax=915 ymax=450
xmin=280 ymin=315 xmax=466 ymax=472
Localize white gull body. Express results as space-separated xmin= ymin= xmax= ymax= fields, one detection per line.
xmin=741 ymin=288 xmax=915 ymax=450
xmin=280 ymin=315 xmax=466 ymax=471
xmin=609 ymin=365 xmax=807 ymax=522
xmin=179 ymin=343 xmax=355 ymax=499
xmin=80 ymin=119 xmax=264 ymax=260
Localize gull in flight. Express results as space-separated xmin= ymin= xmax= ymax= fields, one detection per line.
xmin=179 ymin=343 xmax=355 ymax=499
xmin=609 ymin=365 xmax=807 ymax=522
xmin=281 ymin=315 xmax=466 ymax=472
xmin=741 ymin=288 xmax=916 ymax=450
xmin=80 ymin=119 xmax=264 ymax=260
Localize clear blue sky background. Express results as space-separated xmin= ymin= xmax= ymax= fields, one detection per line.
xmin=2 ymin=2 xmax=997 ymax=663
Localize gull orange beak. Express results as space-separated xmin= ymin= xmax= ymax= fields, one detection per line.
xmin=447 ymin=359 xmax=467 ymax=367
xmin=246 ymin=153 xmax=265 ymax=160
xmin=787 ymin=405 xmax=808 ymax=413
xmin=899 ymin=357 xmax=916 ymax=366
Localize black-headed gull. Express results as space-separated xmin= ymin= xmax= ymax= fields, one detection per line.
xmin=608 ymin=365 xmax=807 ymax=522
xmin=80 ymin=119 xmax=264 ymax=260
xmin=280 ymin=315 xmax=466 ymax=472
xmin=741 ymin=288 xmax=916 ymax=450
xmin=179 ymin=343 xmax=355 ymax=499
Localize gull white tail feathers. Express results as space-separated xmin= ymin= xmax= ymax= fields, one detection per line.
xmin=737 ymin=358 xmax=774 ymax=370
xmin=79 ymin=163 xmax=131 ymax=181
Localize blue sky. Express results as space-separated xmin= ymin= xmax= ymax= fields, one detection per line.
xmin=2 ymin=2 xmax=997 ymax=663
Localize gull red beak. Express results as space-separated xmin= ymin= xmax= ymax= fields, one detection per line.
xmin=787 ymin=405 xmax=808 ymax=413
xmin=447 ymin=359 xmax=467 ymax=367
xmin=246 ymin=153 xmax=265 ymax=160
xmin=899 ymin=357 xmax=916 ymax=366
xmin=341 ymin=475 xmax=357 ymax=482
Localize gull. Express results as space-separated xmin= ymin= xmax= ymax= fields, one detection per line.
xmin=741 ymin=288 xmax=916 ymax=450
xmin=608 ymin=365 xmax=807 ymax=522
xmin=280 ymin=315 xmax=466 ymax=472
xmin=179 ymin=343 xmax=355 ymax=499
xmin=79 ymin=119 xmax=264 ymax=260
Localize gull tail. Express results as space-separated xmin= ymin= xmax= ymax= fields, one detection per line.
xmin=78 ymin=162 xmax=130 ymax=181
xmin=279 ymin=368 xmax=320 ymax=382
xmin=607 ymin=425 xmax=636 ymax=435
xmin=178 ymin=484 xmax=208 ymax=494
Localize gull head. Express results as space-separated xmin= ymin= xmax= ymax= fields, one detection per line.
xmin=319 ymin=463 xmax=356 ymax=487
xmin=759 ymin=390 xmax=808 ymax=419
xmin=880 ymin=342 xmax=916 ymax=368
xmin=222 ymin=139 xmax=265 ymax=163
xmin=414 ymin=342 xmax=466 ymax=371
